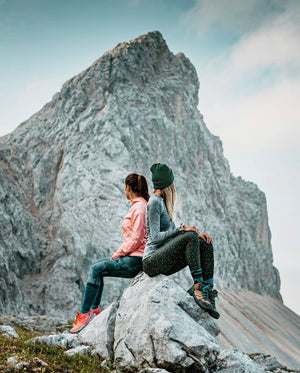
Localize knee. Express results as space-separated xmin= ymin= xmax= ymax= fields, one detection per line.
xmin=185 ymin=231 xmax=200 ymax=244
xmin=200 ymin=238 xmax=214 ymax=251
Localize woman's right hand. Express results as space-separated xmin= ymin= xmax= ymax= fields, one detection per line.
xmin=183 ymin=226 xmax=213 ymax=243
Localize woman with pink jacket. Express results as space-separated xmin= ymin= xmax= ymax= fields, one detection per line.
xmin=71 ymin=173 xmax=149 ymax=333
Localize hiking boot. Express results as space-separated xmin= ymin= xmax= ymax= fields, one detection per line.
xmin=90 ymin=306 xmax=102 ymax=320
xmin=187 ymin=284 xmax=220 ymax=319
xmin=208 ymin=286 xmax=220 ymax=319
xmin=70 ymin=311 xmax=91 ymax=333
xmin=193 ymin=282 xmax=213 ymax=310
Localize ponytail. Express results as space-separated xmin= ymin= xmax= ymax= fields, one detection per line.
xmin=125 ymin=173 xmax=150 ymax=201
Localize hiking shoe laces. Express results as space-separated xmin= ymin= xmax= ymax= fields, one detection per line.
xmin=70 ymin=311 xmax=91 ymax=333
xmin=193 ymin=282 xmax=213 ymax=310
xmin=209 ymin=288 xmax=218 ymax=310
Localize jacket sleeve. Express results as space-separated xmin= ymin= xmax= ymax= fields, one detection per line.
xmin=112 ymin=203 xmax=146 ymax=258
xmin=147 ymin=198 xmax=179 ymax=245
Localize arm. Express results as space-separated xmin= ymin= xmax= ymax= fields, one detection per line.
xmin=112 ymin=203 xmax=146 ymax=258
xmin=148 ymin=198 xmax=179 ymax=245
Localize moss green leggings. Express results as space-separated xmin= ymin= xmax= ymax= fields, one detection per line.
xmin=143 ymin=231 xmax=214 ymax=280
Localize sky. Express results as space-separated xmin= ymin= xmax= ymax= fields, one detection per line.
xmin=0 ymin=0 xmax=299 ymax=315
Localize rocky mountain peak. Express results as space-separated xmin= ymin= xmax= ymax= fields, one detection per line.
xmin=0 ymin=31 xmax=280 ymax=320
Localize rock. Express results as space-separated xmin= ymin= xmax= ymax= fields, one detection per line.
xmin=65 ymin=345 xmax=91 ymax=356
xmin=80 ymin=273 xmax=219 ymax=372
xmin=0 ymin=314 xmax=69 ymax=333
xmin=249 ymin=353 xmax=292 ymax=372
xmin=140 ymin=369 xmax=172 ymax=373
xmin=0 ymin=325 xmax=19 ymax=338
xmin=6 ymin=354 xmax=19 ymax=367
xmin=28 ymin=331 xmax=79 ymax=349
xmin=6 ymin=355 xmax=48 ymax=370
xmin=79 ymin=300 xmax=120 ymax=359
xmin=216 ymin=349 xmax=264 ymax=372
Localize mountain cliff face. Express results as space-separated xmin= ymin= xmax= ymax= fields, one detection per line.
xmin=0 ymin=31 xmax=281 ymax=318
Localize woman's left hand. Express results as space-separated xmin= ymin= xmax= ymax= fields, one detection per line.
xmin=198 ymin=233 xmax=213 ymax=243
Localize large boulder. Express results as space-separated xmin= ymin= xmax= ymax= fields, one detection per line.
xmin=79 ymin=273 xmax=220 ymax=371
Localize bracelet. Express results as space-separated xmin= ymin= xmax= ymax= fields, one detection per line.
xmin=180 ymin=223 xmax=185 ymax=233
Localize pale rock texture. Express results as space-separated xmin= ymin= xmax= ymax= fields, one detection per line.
xmin=79 ymin=273 xmax=220 ymax=371
xmin=216 ymin=349 xmax=264 ymax=373
xmin=0 ymin=325 xmax=19 ymax=338
xmin=28 ymin=331 xmax=79 ymax=349
xmin=65 ymin=345 xmax=91 ymax=356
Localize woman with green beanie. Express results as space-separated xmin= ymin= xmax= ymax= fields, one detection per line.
xmin=143 ymin=163 xmax=219 ymax=319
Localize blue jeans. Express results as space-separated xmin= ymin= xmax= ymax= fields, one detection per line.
xmin=80 ymin=256 xmax=142 ymax=313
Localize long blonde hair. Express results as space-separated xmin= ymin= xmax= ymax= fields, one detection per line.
xmin=160 ymin=183 xmax=176 ymax=221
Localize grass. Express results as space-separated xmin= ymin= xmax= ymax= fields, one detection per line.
xmin=0 ymin=324 xmax=130 ymax=373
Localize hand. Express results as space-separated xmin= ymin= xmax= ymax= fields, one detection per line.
xmin=198 ymin=233 xmax=213 ymax=243
xmin=183 ymin=226 xmax=200 ymax=235
xmin=183 ymin=226 xmax=213 ymax=243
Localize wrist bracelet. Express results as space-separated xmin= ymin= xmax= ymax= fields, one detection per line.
xmin=180 ymin=223 xmax=185 ymax=233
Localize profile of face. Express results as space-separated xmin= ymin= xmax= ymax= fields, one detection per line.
xmin=124 ymin=184 xmax=131 ymax=200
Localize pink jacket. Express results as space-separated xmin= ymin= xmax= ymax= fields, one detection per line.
xmin=112 ymin=197 xmax=147 ymax=259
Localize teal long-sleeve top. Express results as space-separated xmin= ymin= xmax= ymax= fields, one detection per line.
xmin=143 ymin=194 xmax=180 ymax=260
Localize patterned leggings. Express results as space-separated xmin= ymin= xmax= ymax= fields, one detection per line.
xmin=143 ymin=231 xmax=214 ymax=280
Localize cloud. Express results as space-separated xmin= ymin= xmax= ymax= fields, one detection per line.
xmin=182 ymin=0 xmax=299 ymax=39
xmin=185 ymin=1 xmax=300 ymax=152
xmin=229 ymin=5 xmax=300 ymax=73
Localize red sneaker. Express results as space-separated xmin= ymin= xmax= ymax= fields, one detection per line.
xmin=91 ymin=305 xmax=101 ymax=316
xmin=89 ymin=306 xmax=102 ymax=321
xmin=70 ymin=311 xmax=91 ymax=333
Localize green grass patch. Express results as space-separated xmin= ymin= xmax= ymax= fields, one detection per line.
xmin=0 ymin=325 xmax=128 ymax=372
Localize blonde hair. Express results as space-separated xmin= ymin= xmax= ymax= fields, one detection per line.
xmin=160 ymin=183 xmax=176 ymax=221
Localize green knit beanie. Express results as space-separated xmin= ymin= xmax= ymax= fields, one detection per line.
xmin=150 ymin=163 xmax=174 ymax=189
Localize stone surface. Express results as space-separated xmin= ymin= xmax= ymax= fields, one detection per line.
xmin=0 ymin=325 xmax=19 ymax=338
xmin=6 ymin=355 xmax=48 ymax=370
xmin=80 ymin=273 xmax=220 ymax=371
xmin=216 ymin=349 xmax=264 ymax=372
xmin=0 ymin=314 xmax=69 ymax=333
xmin=65 ymin=345 xmax=91 ymax=356
xmin=28 ymin=331 xmax=79 ymax=349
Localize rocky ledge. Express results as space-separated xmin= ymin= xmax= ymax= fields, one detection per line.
xmin=2 ymin=274 xmax=296 ymax=372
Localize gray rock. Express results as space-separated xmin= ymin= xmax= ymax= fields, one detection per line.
xmin=28 ymin=332 xmax=79 ymax=349
xmin=140 ymin=369 xmax=171 ymax=373
xmin=6 ymin=355 xmax=48 ymax=369
xmin=0 ymin=325 xmax=19 ymax=338
xmin=249 ymin=353 xmax=295 ymax=372
xmin=0 ymin=314 xmax=69 ymax=333
xmin=65 ymin=345 xmax=91 ymax=356
xmin=6 ymin=354 xmax=19 ymax=367
xmin=216 ymin=349 xmax=264 ymax=372
xmin=80 ymin=273 xmax=219 ymax=371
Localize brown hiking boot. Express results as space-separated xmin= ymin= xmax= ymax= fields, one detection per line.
xmin=193 ymin=282 xmax=213 ymax=310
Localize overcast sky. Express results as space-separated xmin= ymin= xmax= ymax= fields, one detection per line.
xmin=0 ymin=0 xmax=299 ymax=315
